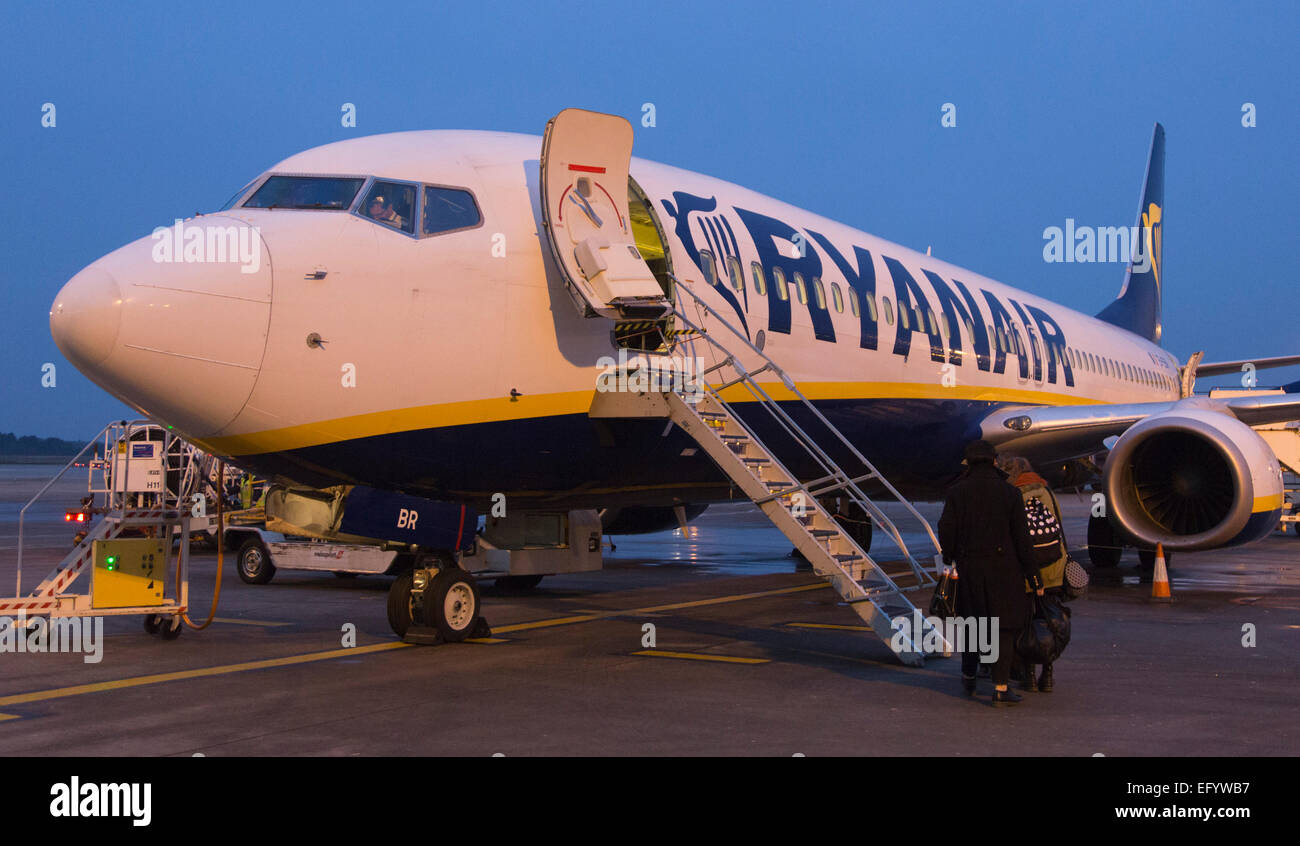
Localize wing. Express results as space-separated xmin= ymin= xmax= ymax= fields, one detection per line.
xmin=1193 ymin=354 xmax=1300 ymax=378
xmin=981 ymin=392 xmax=1300 ymax=463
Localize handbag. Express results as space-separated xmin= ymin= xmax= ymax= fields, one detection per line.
xmin=929 ymin=566 xmax=958 ymax=618
xmin=1015 ymin=595 xmax=1058 ymax=664
xmin=1062 ymin=554 xmax=1090 ymax=600
xmin=1040 ymin=592 xmax=1072 ymax=660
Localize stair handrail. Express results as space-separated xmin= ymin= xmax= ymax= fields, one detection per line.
xmin=667 ymin=276 xmax=943 ymax=563
xmin=15 ymin=419 xmax=123 ymax=595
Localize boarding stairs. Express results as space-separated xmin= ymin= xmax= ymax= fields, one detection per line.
xmin=1 ymin=421 xmax=193 ymax=617
xmin=592 ymin=279 xmax=950 ymax=665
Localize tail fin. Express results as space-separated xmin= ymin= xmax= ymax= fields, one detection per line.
xmin=1096 ymin=122 xmax=1164 ymax=342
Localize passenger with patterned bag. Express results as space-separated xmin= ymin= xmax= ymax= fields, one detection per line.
xmin=997 ymin=455 xmax=1073 ymax=693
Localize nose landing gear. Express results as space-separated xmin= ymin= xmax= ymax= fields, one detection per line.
xmin=387 ymin=554 xmax=491 ymax=644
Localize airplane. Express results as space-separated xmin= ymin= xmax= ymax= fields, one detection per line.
xmin=48 ymin=109 xmax=1300 ymax=655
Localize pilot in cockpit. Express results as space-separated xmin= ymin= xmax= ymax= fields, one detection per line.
xmin=367 ymin=194 xmax=405 ymax=230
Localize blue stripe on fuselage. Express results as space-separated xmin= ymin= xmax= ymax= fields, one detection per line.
xmin=234 ymin=396 xmax=1009 ymax=508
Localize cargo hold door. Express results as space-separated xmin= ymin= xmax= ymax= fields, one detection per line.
xmin=540 ymin=108 xmax=670 ymax=321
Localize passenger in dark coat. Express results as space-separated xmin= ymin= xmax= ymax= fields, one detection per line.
xmin=937 ymin=440 xmax=1044 ymax=705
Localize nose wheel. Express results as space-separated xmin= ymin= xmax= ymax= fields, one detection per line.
xmin=388 ymin=562 xmax=491 ymax=644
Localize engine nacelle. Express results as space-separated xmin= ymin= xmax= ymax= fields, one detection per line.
xmin=1103 ymin=400 xmax=1284 ymax=551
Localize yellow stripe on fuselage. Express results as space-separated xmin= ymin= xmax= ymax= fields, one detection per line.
xmin=200 ymin=381 xmax=1108 ymax=457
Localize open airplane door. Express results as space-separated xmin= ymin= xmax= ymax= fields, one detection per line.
xmin=541 ymin=108 xmax=670 ymax=321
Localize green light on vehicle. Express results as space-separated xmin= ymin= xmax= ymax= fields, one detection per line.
xmin=105 ymin=555 xmax=117 ymax=570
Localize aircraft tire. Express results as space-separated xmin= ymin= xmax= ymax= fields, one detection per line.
xmin=1087 ymin=515 xmax=1123 ymax=568
xmin=428 ymin=569 xmax=481 ymax=642
xmin=236 ymin=537 xmax=276 ymax=585
xmin=387 ymin=571 xmax=415 ymax=638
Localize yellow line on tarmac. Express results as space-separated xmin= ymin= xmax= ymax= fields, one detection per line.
xmin=212 ymin=617 xmax=292 ymax=627
xmin=0 ymin=714 xmax=19 ymax=721
xmin=492 ymin=582 xmax=828 ymax=634
xmin=465 ymin=637 xmax=510 ymax=644
xmin=0 ymin=581 xmax=829 ymax=712
xmin=632 ymin=650 xmax=769 ymax=665
xmin=786 ymin=622 xmax=871 ymax=632
xmin=0 ymin=642 xmax=411 ymax=709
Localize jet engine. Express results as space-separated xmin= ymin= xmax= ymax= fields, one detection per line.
xmin=1103 ymin=402 xmax=1284 ymax=551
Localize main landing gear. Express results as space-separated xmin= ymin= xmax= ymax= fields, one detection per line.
xmin=387 ymin=553 xmax=491 ymax=644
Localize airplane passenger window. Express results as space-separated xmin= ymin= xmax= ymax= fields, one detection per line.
xmin=728 ymin=256 xmax=745 ymax=291
xmin=940 ymin=314 xmax=951 ymax=341
xmin=926 ymin=309 xmax=938 ymax=335
xmin=866 ymin=294 xmax=878 ymax=323
xmin=360 ymin=181 xmax=416 ymax=233
xmin=700 ymin=251 xmax=718 ymax=286
xmin=882 ymin=297 xmax=894 ymax=325
xmin=772 ymin=267 xmax=789 ymax=301
xmin=244 ymin=175 xmax=365 ymax=210
xmin=831 ymin=282 xmax=844 ymax=313
xmin=793 ymin=273 xmax=808 ymax=305
xmin=848 ymin=289 xmax=859 ymax=317
xmin=423 ymin=186 xmax=481 ymax=235
xmin=899 ymin=305 xmax=910 ymax=330
xmin=812 ymin=277 xmax=827 ymax=310
xmin=750 ymin=262 xmax=767 ymax=296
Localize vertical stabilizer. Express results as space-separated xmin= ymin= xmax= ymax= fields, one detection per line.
xmin=1096 ymin=122 xmax=1164 ymax=342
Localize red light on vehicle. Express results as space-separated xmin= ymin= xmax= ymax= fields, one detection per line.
xmin=64 ymin=512 xmax=73 ymax=522
xmin=77 ymin=513 xmax=87 ymax=523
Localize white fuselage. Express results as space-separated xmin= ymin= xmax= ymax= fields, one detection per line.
xmin=50 ymin=131 xmax=1182 ymax=505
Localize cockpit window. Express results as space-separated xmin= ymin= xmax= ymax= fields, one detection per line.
xmin=360 ymin=181 xmax=417 ymax=234
xmin=423 ymin=186 xmax=481 ymax=236
xmin=219 ymin=180 xmax=257 ymax=211
xmin=243 ymin=176 xmax=364 ymax=210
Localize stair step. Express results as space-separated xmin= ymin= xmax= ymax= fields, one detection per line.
xmin=653 ymin=339 xmax=941 ymax=667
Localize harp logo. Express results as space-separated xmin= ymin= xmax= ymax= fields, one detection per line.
xmin=1142 ymin=202 xmax=1162 ymax=288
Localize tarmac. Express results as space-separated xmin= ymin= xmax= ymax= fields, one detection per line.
xmin=0 ymin=466 xmax=1297 ymax=756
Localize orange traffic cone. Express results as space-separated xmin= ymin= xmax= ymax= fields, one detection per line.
xmin=1151 ymin=543 xmax=1171 ymax=602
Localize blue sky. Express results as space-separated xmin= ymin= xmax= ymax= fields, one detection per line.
xmin=1 ymin=0 xmax=1295 ymax=439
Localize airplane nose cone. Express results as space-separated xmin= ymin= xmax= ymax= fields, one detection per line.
xmin=50 ymin=217 xmax=272 ymax=438
xmin=50 ymin=265 xmax=123 ymax=369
